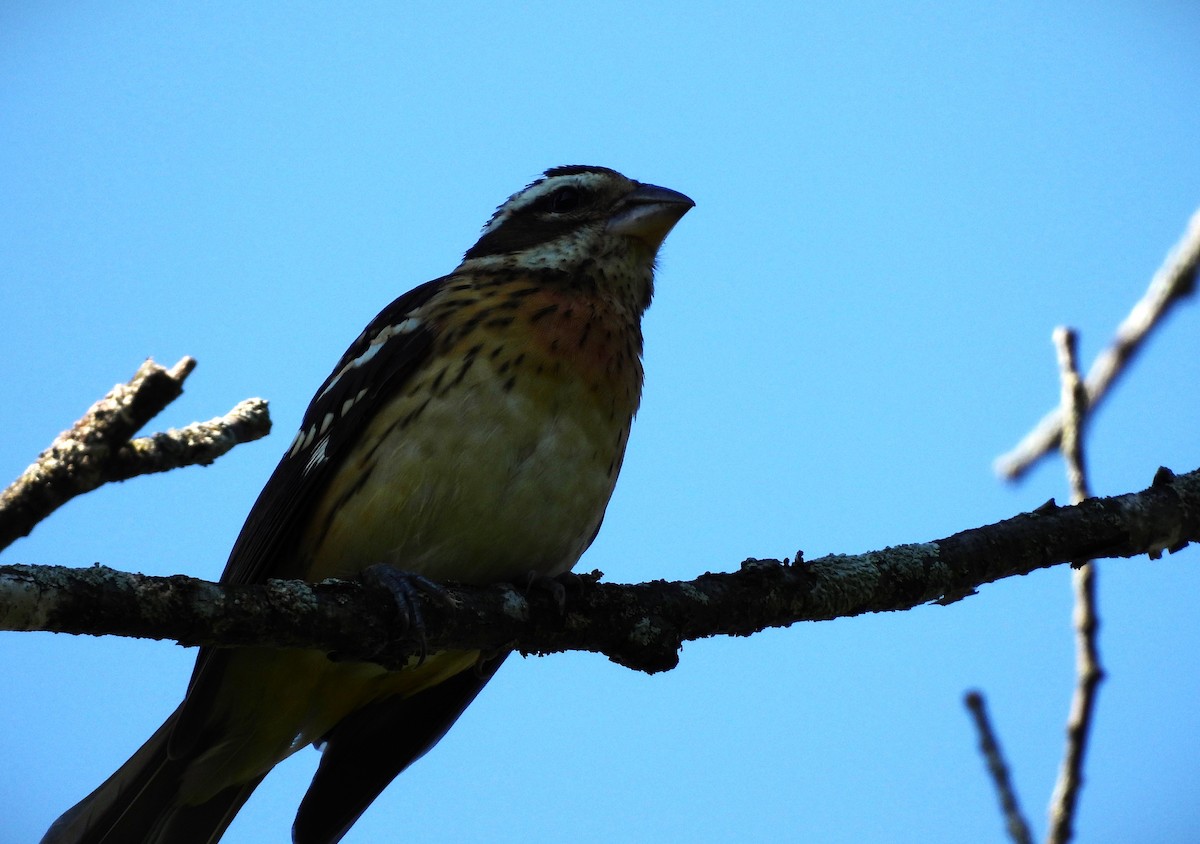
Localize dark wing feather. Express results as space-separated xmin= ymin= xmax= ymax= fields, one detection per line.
xmin=223 ymin=275 xmax=448 ymax=587
xmin=292 ymin=653 xmax=509 ymax=844
xmin=172 ymin=276 xmax=447 ymax=755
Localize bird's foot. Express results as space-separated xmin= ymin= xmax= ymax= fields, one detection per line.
xmin=360 ymin=565 xmax=453 ymax=665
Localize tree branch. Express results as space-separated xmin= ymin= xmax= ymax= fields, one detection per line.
xmin=1046 ymin=327 xmax=1105 ymax=844
xmin=0 ymin=358 xmax=271 ymax=552
xmin=964 ymin=691 xmax=1035 ymax=844
xmin=995 ymin=208 xmax=1200 ymax=481
xmin=2 ymin=465 xmax=1195 ymax=674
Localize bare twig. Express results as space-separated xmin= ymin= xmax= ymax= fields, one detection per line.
xmin=104 ymin=398 xmax=271 ymax=482
xmin=0 ymin=359 xmax=271 ymax=552
xmin=1 ymin=465 xmax=1196 ymax=672
xmin=1053 ymin=328 xmax=1092 ymax=504
xmin=996 ymin=209 xmax=1200 ymax=481
xmin=1046 ymin=327 xmax=1105 ymax=844
xmin=964 ymin=691 xmax=1035 ymax=844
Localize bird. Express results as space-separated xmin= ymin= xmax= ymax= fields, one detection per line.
xmin=43 ymin=165 xmax=693 ymax=844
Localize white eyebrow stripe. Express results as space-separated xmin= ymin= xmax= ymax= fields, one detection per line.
xmin=478 ymin=171 xmax=607 ymax=237
xmin=316 ymin=315 xmax=423 ymax=402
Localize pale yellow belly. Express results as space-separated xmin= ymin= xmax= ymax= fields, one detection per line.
xmin=305 ymin=351 xmax=629 ymax=584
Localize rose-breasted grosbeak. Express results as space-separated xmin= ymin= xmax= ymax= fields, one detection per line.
xmin=44 ymin=166 xmax=693 ymax=844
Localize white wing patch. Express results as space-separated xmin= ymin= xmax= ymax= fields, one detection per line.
xmin=289 ymin=389 xmax=371 ymax=459
xmin=289 ymin=343 xmax=396 ymax=463
xmin=288 ymin=429 xmax=306 ymax=456
xmin=316 ymin=316 xmax=423 ymax=402
xmin=288 ymin=424 xmax=318 ymax=458
xmin=304 ymin=435 xmax=329 ymax=475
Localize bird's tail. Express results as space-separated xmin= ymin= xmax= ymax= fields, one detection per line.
xmin=41 ymin=706 xmax=263 ymax=844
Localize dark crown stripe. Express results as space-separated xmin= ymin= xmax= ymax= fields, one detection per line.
xmin=543 ymin=164 xmax=620 ymax=179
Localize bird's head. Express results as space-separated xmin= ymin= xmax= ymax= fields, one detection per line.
xmin=459 ymin=166 xmax=694 ymax=312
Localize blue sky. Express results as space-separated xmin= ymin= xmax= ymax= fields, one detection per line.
xmin=2 ymin=3 xmax=1198 ymax=842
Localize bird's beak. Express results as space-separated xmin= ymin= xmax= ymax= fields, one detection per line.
xmin=607 ymin=182 xmax=695 ymax=249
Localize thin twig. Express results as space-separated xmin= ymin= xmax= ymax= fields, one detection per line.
xmin=105 ymin=398 xmax=271 ymax=481
xmin=996 ymin=208 xmax=1200 ymax=480
xmin=1046 ymin=327 xmax=1105 ymax=844
xmin=0 ymin=359 xmax=271 ymax=552
xmin=964 ymin=691 xmax=1035 ymax=844
xmin=1053 ymin=328 xmax=1092 ymax=503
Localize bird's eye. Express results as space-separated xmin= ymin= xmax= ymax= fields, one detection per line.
xmin=547 ymin=186 xmax=582 ymax=213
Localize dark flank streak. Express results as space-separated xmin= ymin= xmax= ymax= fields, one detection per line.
xmin=401 ymin=397 xmax=431 ymax=428
xmin=429 ymin=369 xmax=446 ymax=395
xmin=489 ymin=290 xmax=537 ymax=310
xmin=451 ymin=356 xmax=475 ymax=387
xmin=529 ymin=304 xmax=558 ymax=322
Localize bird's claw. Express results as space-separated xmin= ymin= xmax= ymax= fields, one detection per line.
xmin=361 ymin=565 xmax=451 ymax=665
